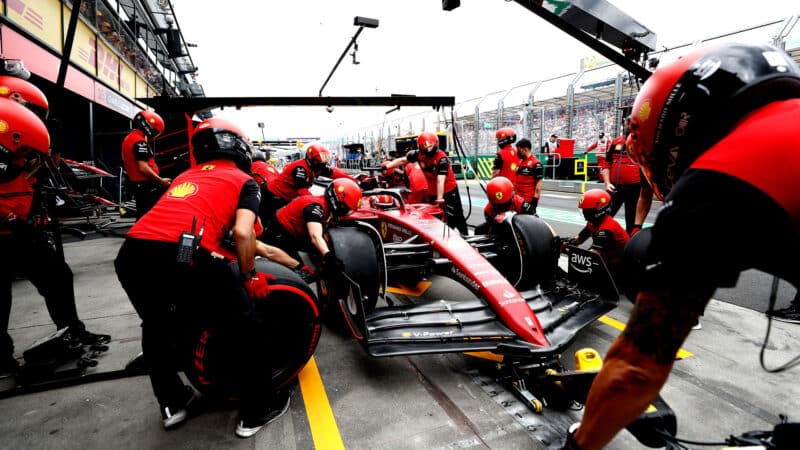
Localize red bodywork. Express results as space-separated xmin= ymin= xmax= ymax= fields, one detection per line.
xmin=346 ymin=200 xmax=550 ymax=348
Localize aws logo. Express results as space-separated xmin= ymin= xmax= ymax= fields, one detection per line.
xmin=168 ymin=182 xmax=199 ymax=199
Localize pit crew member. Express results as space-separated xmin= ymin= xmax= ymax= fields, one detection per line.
xmin=474 ymin=176 xmax=534 ymax=235
xmin=567 ymin=42 xmax=800 ymax=449
xmin=492 ymin=127 xmax=520 ymax=183
xmin=514 ymin=138 xmax=544 ymax=213
xmin=121 ymin=110 xmax=170 ymax=219
xmin=382 ymin=132 xmax=468 ymax=234
xmin=115 ymin=118 xmax=288 ymax=438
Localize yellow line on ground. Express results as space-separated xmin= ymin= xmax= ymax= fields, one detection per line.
xmin=298 ymin=357 xmax=345 ymax=450
xmin=598 ymin=315 xmax=694 ymax=359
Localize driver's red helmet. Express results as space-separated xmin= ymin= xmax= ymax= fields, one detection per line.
xmin=578 ymin=189 xmax=611 ymax=221
xmin=416 ymin=132 xmax=439 ymax=154
xmin=133 ymin=110 xmax=165 ymax=138
xmin=486 ymin=176 xmax=514 ymax=206
xmin=0 ymin=76 xmax=48 ymax=121
xmin=325 ymin=178 xmax=362 ymax=217
xmin=305 ymin=143 xmax=331 ymax=169
xmin=0 ymin=97 xmax=50 ymax=156
xmin=496 ymin=127 xmax=516 ymax=148
xmin=370 ymin=194 xmax=396 ymax=209
xmin=627 ymin=42 xmax=800 ymax=200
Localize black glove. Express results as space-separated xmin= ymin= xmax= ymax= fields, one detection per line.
xmin=322 ymin=251 xmax=345 ymax=275
xmin=359 ymin=176 xmax=378 ymax=191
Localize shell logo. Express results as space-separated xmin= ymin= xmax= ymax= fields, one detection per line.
xmin=168 ymin=182 xmax=199 ymax=199
xmin=200 ymin=164 xmax=215 ymax=171
xmin=149 ymin=118 xmax=156 ymax=124
xmin=639 ymin=100 xmax=652 ymax=122
xmin=495 ymin=192 xmax=504 ymax=201
xmin=0 ymin=120 xmax=7 ymax=133
xmin=0 ymin=87 xmax=9 ymax=96
xmin=337 ymin=185 xmax=344 ymax=192
xmin=600 ymin=197 xmax=607 ymax=204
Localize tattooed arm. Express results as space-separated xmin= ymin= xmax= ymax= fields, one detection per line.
xmin=571 ymin=289 xmax=711 ymax=450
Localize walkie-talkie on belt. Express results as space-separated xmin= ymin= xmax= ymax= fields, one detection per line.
xmin=176 ymin=216 xmax=202 ymax=264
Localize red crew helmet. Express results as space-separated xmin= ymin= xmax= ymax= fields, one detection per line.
xmin=191 ymin=117 xmax=253 ymax=172
xmin=305 ymin=143 xmax=331 ymax=169
xmin=133 ymin=110 xmax=165 ymax=138
xmin=416 ymin=132 xmax=439 ymax=154
xmin=0 ymin=97 xmax=50 ymax=156
xmin=325 ymin=178 xmax=362 ymax=217
xmin=0 ymin=76 xmax=48 ymax=121
xmin=578 ymin=189 xmax=611 ymax=221
xmin=486 ymin=176 xmax=514 ymax=206
xmin=627 ymin=42 xmax=800 ymax=200
xmin=496 ymin=127 xmax=516 ymax=148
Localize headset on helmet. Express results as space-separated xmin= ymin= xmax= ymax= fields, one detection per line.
xmin=325 ymin=178 xmax=362 ymax=217
xmin=0 ymin=76 xmax=48 ymax=121
xmin=305 ymin=143 xmax=331 ymax=170
xmin=0 ymin=98 xmax=50 ymax=157
xmin=416 ymin=132 xmax=439 ymax=154
xmin=578 ymin=189 xmax=611 ymax=222
xmin=627 ymin=42 xmax=800 ymax=200
xmin=191 ymin=117 xmax=253 ymax=172
xmin=496 ymin=127 xmax=517 ymax=148
xmin=486 ymin=176 xmax=514 ymax=206
xmin=133 ymin=110 xmax=165 ymax=138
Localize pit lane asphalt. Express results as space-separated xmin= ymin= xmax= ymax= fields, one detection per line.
xmin=1 ymin=188 xmax=798 ymax=449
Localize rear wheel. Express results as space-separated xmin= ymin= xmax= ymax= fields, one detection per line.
xmin=492 ymin=215 xmax=558 ymax=290
xmin=186 ymin=260 xmax=321 ymax=397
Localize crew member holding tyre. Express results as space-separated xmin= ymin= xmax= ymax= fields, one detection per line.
xmin=264 ymin=177 xmax=363 ymax=274
xmin=475 ymin=176 xmax=535 ymax=235
xmin=115 ymin=118 xmax=288 ymax=438
xmin=382 ymin=131 xmax=468 ymax=234
xmin=121 ymin=110 xmax=171 ymax=219
xmin=567 ymin=43 xmax=800 ymax=449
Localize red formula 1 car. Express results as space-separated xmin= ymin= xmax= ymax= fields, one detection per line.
xmin=314 ymin=187 xmax=620 ymax=414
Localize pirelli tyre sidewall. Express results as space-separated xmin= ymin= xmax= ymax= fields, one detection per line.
xmin=507 ymin=214 xmax=558 ymax=289
xmin=186 ymin=259 xmax=321 ymax=398
xmin=319 ymin=226 xmax=380 ymax=335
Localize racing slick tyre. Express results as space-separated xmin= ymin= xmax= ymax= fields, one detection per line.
xmin=492 ymin=215 xmax=558 ymax=290
xmin=185 ymin=259 xmax=321 ymax=398
xmin=320 ymin=226 xmax=380 ymax=338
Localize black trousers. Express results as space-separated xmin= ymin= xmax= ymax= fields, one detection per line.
xmin=1 ymin=230 xmax=83 ymax=359
xmin=607 ymin=183 xmax=640 ymax=235
xmin=132 ymin=182 xmax=166 ymax=219
xmin=114 ymin=238 xmax=275 ymax=413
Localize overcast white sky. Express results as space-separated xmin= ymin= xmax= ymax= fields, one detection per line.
xmin=170 ymin=0 xmax=800 ymax=140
